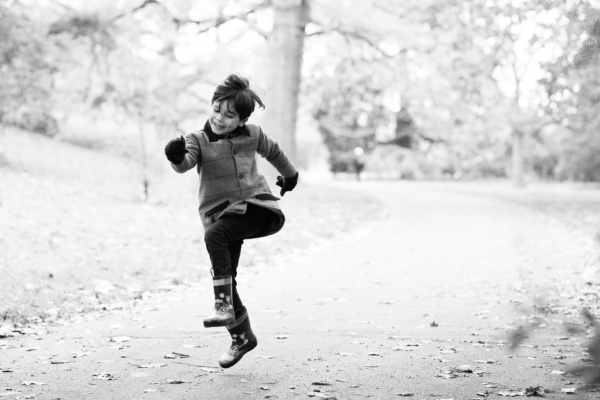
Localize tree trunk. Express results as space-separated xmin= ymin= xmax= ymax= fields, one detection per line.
xmin=264 ymin=0 xmax=308 ymax=163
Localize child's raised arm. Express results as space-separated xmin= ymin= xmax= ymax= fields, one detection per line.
xmin=164 ymin=135 xmax=201 ymax=173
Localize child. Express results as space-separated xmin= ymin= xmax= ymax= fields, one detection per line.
xmin=164 ymin=74 xmax=298 ymax=369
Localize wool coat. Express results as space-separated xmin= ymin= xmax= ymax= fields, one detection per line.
xmin=170 ymin=123 xmax=298 ymax=239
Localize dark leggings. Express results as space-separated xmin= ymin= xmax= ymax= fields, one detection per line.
xmin=204 ymin=204 xmax=272 ymax=315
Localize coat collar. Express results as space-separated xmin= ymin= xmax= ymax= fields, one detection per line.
xmin=203 ymin=120 xmax=250 ymax=142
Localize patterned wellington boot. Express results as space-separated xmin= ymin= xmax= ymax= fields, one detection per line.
xmin=203 ymin=276 xmax=235 ymax=328
xmin=219 ymin=308 xmax=258 ymax=368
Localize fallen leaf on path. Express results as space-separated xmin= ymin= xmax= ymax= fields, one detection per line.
xmin=525 ymin=386 xmax=544 ymax=397
xmin=312 ymin=382 xmax=331 ymax=386
xmin=397 ymin=393 xmax=414 ymax=397
xmin=92 ymin=373 xmax=116 ymax=381
xmin=129 ymin=363 xmax=166 ymax=369
xmin=275 ymin=335 xmax=288 ymax=339
xmin=436 ymin=373 xmax=458 ymax=379
xmin=306 ymin=392 xmax=337 ymax=399
xmin=260 ymin=386 xmax=270 ymax=390
xmin=430 ymin=321 xmax=439 ymax=327
xmin=50 ymin=360 xmax=71 ymax=364
xmin=109 ymin=336 xmax=131 ymax=343
xmin=561 ymin=388 xmax=576 ymax=394
xmin=368 ymin=352 xmax=382 ymax=357
xmin=498 ymin=390 xmax=525 ymax=397
xmin=453 ymin=365 xmax=474 ymax=373
xmin=20 ymin=381 xmax=46 ymax=386
xmin=393 ymin=346 xmax=415 ymax=351
xmin=440 ymin=347 xmax=457 ymax=354
xmin=166 ymin=379 xmax=186 ymax=384
xmin=164 ymin=352 xmax=189 ymax=359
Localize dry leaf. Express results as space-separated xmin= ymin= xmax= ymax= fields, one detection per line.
xmin=92 ymin=373 xmax=116 ymax=381
xmin=498 ymin=390 xmax=525 ymax=397
xmin=129 ymin=363 xmax=166 ymax=369
xmin=109 ymin=336 xmax=130 ymax=343
xmin=164 ymin=352 xmax=189 ymax=359
xmin=20 ymin=381 xmax=46 ymax=386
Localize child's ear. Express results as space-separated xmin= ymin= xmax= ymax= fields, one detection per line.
xmin=238 ymin=118 xmax=248 ymax=127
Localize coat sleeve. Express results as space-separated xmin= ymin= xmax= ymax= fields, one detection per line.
xmin=170 ymin=133 xmax=201 ymax=173
xmin=256 ymin=126 xmax=297 ymax=178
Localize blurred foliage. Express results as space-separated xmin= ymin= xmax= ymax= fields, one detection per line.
xmin=0 ymin=4 xmax=57 ymax=135
xmin=1 ymin=0 xmax=600 ymax=181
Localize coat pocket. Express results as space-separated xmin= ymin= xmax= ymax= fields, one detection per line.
xmin=254 ymin=193 xmax=280 ymax=201
xmin=205 ymin=200 xmax=230 ymax=217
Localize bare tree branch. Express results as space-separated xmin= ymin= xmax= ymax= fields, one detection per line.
xmin=306 ymin=27 xmax=405 ymax=59
xmin=110 ymin=0 xmax=270 ymax=35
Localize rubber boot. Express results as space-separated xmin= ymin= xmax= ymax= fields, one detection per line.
xmin=218 ymin=308 xmax=257 ymax=368
xmin=203 ymin=275 xmax=235 ymax=328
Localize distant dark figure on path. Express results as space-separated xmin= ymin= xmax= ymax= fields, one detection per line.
xmin=164 ymin=74 xmax=299 ymax=368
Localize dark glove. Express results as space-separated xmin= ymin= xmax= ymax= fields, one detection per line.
xmin=164 ymin=135 xmax=188 ymax=164
xmin=276 ymin=172 xmax=299 ymax=196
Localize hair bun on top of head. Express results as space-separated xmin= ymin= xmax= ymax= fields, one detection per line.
xmin=224 ymin=74 xmax=249 ymax=90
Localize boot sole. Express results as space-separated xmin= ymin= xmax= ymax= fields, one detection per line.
xmin=219 ymin=338 xmax=258 ymax=369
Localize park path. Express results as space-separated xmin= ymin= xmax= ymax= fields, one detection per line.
xmin=1 ymin=180 xmax=598 ymax=400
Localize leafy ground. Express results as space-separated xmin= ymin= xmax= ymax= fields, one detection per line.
xmin=0 ymin=128 xmax=381 ymax=330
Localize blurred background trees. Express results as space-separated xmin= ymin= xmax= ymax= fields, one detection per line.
xmin=1 ymin=0 xmax=599 ymax=186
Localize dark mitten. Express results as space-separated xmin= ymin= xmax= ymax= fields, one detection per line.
xmin=275 ymin=172 xmax=299 ymax=196
xmin=164 ymin=135 xmax=189 ymax=164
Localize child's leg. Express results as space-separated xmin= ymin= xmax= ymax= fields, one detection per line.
xmin=229 ymin=240 xmax=246 ymax=319
xmin=203 ymin=206 xmax=271 ymax=327
xmin=204 ymin=206 xmax=271 ymax=276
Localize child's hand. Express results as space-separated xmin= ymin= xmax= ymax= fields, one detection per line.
xmin=276 ymin=172 xmax=299 ymax=196
xmin=165 ymin=135 xmax=189 ymax=164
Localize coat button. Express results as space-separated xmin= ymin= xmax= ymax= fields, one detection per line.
xmin=232 ymin=150 xmax=237 ymax=155
xmin=238 ymin=174 xmax=243 ymax=179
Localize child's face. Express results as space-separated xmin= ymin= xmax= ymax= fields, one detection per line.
xmin=209 ymin=100 xmax=247 ymax=135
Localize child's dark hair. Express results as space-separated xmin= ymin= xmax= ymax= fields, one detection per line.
xmin=212 ymin=74 xmax=265 ymax=121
